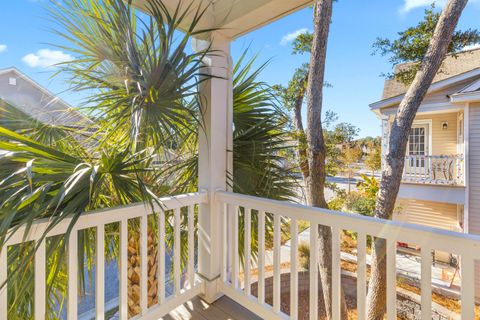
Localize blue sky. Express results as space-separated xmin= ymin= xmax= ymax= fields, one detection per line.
xmin=1 ymin=0 xmax=480 ymax=138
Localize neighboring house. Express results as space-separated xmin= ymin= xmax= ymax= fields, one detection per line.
xmin=0 ymin=67 xmax=90 ymax=128
xmin=370 ymin=48 xmax=480 ymax=300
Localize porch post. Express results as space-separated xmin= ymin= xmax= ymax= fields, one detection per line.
xmin=194 ymin=31 xmax=233 ymax=303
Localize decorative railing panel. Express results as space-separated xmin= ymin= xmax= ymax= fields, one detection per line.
xmin=402 ymin=154 xmax=464 ymax=185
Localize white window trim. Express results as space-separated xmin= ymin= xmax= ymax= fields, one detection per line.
xmin=408 ymin=119 xmax=433 ymax=156
xmin=457 ymin=111 xmax=464 ymax=155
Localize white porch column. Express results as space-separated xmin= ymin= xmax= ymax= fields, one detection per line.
xmin=194 ymin=31 xmax=233 ymax=303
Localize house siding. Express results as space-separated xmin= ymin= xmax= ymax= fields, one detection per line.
xmin=414 ymin=113 xmax=459 ymax=156
xmin=395 ymin=199 xmax=459 ymax=231
xmin=468 ymin=103 xmax=480 ymax=302
xmin=395 ymin=199 xmax=459 ymax=263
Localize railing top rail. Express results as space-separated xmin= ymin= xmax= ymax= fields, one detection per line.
xmin=5 ymin=191 xmax=208 ymax=246
xmin=216 ymin=191 xmax=480 ymax=258
xmin=404 ymin=154 xmax=464 ymax=159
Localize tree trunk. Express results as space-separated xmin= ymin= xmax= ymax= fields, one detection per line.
xmin=292 ymin=74 xmax=310 ymax=182
xmin=366 ymin=1 xmax=468 ymax=319
xmin=306 ymin=1 xmax=348 ymax=319
xmin=292 ymin=73 xmax=311 ymax=199
xmin=127 ymin=227 xmax=158 ymax=317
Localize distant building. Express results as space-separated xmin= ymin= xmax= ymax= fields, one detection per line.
xmin=0 ymin=67 xmax=90 ymax=128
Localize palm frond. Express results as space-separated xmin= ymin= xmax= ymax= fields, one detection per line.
xmin=231 ymin=53 xmax=299 ymax=201
xmin=49 ymin=0 xmax=213 ymax=153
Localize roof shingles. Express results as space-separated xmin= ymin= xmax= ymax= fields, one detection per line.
xmin=382 ymin=48 xmax=480 ymax=99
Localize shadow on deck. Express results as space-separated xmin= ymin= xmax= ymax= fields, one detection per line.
xmin=161 ymin=296 xmax=262 ymax=320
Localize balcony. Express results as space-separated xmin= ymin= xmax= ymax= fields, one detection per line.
xmin=2 ymin=190 xmax=480 ymax=320
xmin=402 ymin=154 xmax=464 ymax=186
xmin=1 ymin=2 xmax=479 ymax=320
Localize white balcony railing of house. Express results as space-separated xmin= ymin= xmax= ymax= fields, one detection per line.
xmin=402 ymin=154 xmax=465 ymax=186
xmin=2 ymin=190 xmax=480 ymax=320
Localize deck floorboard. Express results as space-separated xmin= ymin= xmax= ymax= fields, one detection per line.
xmin=161 ymin=296 xmax=262 ymax=320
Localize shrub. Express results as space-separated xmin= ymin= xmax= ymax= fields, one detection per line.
xmin=298 ymin=242 xmax=310 ymax=270
xmin=328 ymin=196 xmax=345 ymax=211
xmin=345 ymin=191 xmax=376 ymax=216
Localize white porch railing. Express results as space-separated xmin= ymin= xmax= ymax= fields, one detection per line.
xmin=402 ymin=154 xmax=464 ymax=185
xmin=0 ymin=192 xmax=208 ymax=320
xmin=217 ymin=191 xmax=480 ymax=320
xmin=2 ymin=191 xmax=480 ymax=319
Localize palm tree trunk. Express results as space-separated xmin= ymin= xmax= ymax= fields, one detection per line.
xmin=366 ymin=1 xmax=468 ymax=318
xmin=128 ymin=232 xmax=141 ymax=317
xmin=127 ymin=228 xmax=158 ymax=317
xmin=306 ymin=1 xmax=348 ymax=318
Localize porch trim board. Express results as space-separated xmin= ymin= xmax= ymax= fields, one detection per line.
xmin=398 ymin=183 xmax=465 ymax=204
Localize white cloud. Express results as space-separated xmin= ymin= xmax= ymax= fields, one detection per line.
xmin=280 ymin=28 xmax=310 ymax=46
xmin=0 ymin=44 xmax=7 ymax=53
xmin=400 ymin=0 xmax=479 ymax=13
xmin=399 ymin=0 xmax=446 ymax=13
xmin=22 ymin=49 xmax=73 ymax=69
xmin=464 ymin=43 xmax=480 ymax=51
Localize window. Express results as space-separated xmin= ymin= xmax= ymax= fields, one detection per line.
xmin=8 ymin=77 xmax=16 ymax=86
xmin=408 ymin=124 xmax=430 ymax=168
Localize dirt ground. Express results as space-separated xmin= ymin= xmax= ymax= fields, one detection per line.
xmin=261 ymin=276 xmax=358 ymax=320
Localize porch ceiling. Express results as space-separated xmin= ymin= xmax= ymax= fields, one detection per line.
xmin=132 ymin=0 xmax=313 ymax=39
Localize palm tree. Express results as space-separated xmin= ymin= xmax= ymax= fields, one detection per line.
xmin=1 ymin=0 xmax=211 ymax=317
xmin=161 ymin=52 xmax=299 ymax=262
xmin=0 ymin=0 xmax=298 ymax=318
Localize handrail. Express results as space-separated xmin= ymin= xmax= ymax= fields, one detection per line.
xmin=5 ymin=192 xmax=208 ymax=246
xmin=216 ymin=191 xmax=480 ymax=256
xmin=217 ymin=191 xmax=480 ymax=320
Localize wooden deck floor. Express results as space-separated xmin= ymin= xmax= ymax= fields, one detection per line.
xmin=160 ymin=296 xmax=262 ymax=320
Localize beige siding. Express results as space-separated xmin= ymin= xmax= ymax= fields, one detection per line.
xmin=468 ymin=103 xmax=480 ymax=302
xmin=414 ymin=113 xmax=459 ymax=155
xmin=395 ymin=199 xmax=459 ymax=263
xmin=385 ymin=112 xmax=460 ymax=155
xmin=395 ymin=199 xmax=459 ymax=231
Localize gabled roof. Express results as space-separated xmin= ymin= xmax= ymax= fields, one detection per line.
xmin=132 ymin=0 xmax=313 ymax=39
xmin=457 ymin=78 xmax=480 ymax=94
xmin=370 ymin=67 xmax=480 ymax=111
xmin=450 ymin=78 xmax=480 ymax=103
xmin=0 ymin=67 xmax=92 ymax=127
xmin=381 ymin=48 xmax=480 ymax=100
